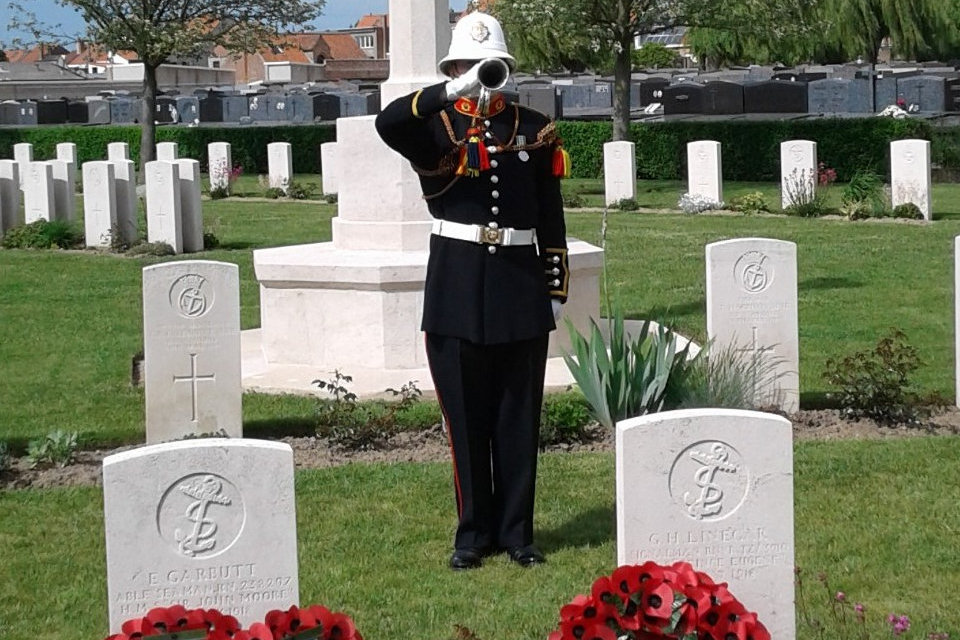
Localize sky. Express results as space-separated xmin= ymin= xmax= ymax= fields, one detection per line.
xmin=1 ymin=0 xmax=469 ymax=46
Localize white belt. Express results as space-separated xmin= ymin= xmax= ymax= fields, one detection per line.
xmin=431 ymin=219 xmax=536 ymax=246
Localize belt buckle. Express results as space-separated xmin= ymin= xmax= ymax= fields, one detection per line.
xmin=480 ymin=226 xmax=504 ymax=245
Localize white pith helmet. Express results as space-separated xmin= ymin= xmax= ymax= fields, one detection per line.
xmin=438 ymin=11 xmax=516 ymax=77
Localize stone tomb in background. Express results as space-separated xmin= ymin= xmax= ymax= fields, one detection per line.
xmin=143 ymin=260 xmax=242 ymax=443
xmin=103 ymin=439 xmax=298 ymax=631
xmin=616 ymin=408 xmax=795 ymax=640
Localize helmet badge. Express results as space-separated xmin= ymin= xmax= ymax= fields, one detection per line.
xmin=470 ymin=21 xmax=490 ymax=42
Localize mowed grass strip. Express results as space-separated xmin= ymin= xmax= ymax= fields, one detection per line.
xmin=2 ymin=441 xmax=960 ymax=640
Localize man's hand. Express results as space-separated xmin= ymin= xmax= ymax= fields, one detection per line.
xmin=551 ymin=299 xmax=563 ymax=322
xmin=444 ymin=61 xmax=482 ymax=100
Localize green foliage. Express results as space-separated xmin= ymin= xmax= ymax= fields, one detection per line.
xmin=823 ymin=329 xmax=926 ymax=425
xmin=202 ymin=232 xmax=221 ymax=249
xmin=563 ymin=312 xmax=696 ymax=430
xmin=892 ymin=202 xmax=924 ymax=219
xmin=285 ymin=180 xmax=319 ymax=200
xmin=209 ymin=186 xmax=230 ymax=200
xmin=25 ymin=430 xmax=78 ymax=468
xmin=125 ymin=241 xmax=175 ymax=257
xmin=0 ymin=441 xmax=10 ymax=473
xmin=611 ymin=198 xmax=640 ymax=211
xmin=0 ymin=220 xmax=83 ymax=249
xmin=539 ymin=390 xmax=594 ymax=447
xmin=263 ymin=187 xmax=285 ymax=199
xmin=675 ymin=342 xmax=785 ymax=410
xmin=840 ymin=169 xmax=888 ymax=219
xmin=561 ymin=188 xmax=586 ymax=208
xmin=728 ymin=191 xmax=770 ymax=215
xmin=0 ymin=124 xmax=335 ymax=174
xmin=631 ymin=43 xmax=678 ymax=69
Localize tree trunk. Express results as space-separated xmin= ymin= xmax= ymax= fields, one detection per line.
xmin=139 ymin=62 xmax=159 ymax=181
xmin=612 ymin=37 xmax=632 ymax=142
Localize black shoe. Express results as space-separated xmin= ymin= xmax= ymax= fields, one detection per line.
xmin=507 ymin=544 xmax=545 ymax=567
xmin=449 ymin=548 xmax=485 ymax=570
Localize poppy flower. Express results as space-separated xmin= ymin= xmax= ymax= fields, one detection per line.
xmin=246 ymin=622 xmax=276 ymax=640
xmin=591 ymin=576 xmax=621 ymax=606
xmin=612 ymin=565 xmax=646 ymax=597
xmin=639 ymin=579 xmax=675 ymax=621
xmin=326 ymin=612 xmax=361 ymax=640
xmin=580 ymin=622 xmax=618 ymax=640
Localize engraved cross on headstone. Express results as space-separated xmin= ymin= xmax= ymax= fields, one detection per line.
xmin=173 ymin=353 xmax=216 ymax=422
xmin=735 ymin=326 xmax=776 ymax=396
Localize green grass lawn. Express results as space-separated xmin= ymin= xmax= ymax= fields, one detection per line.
xmin=2 ymin=441 xmax=959 ymax=640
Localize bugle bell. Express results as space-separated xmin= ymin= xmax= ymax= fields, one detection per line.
xmin=477 ymin=57 xmax=510 ymax=91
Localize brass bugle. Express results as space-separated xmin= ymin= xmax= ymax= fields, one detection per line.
xmin=477 ymin=57 xmax=510 ymax=91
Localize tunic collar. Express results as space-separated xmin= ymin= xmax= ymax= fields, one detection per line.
xmin=454 ymin=94 xmax=507 ymax=117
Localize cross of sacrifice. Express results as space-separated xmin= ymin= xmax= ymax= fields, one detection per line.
xmin=173 ymin=353 xmax=216 ymax=422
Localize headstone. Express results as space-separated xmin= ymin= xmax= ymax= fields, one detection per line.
xmin=222 ymin=95 xmax=249 ymax=123
xmin=702 ymin=81 xmax=744 ymax=115
xmin=176 ymin=159 xmax=205 ymax=253
xmin=267 ymin=142 xmax=292 ymax=192
xmin=87 ymin=98 xmax=112 ymax=125
xmin=248 ymin=94 xmax=288 ymax=122
xmin=155 ymin=97 xmax=178 ymax=124
xmin=637 ymin=77 xmax=670 ymax=106
xmin=890 ymin=139 xmax=931 ymax=220
xmin=111 ymin=159 xmax=139 ymax=246
xmin=17 ymin=100 xmax=38 ymax=125
xmin=686 ymin=140 xmax=723 ymax=204
xmin=48 ymin=159 xmax=77 ymax=222
xmin=56 ymin=143 xmax=78 ymax=166
xmin=67 ymin=100 xmax=90 ymax=124
xmin=320 ymin=142 xmax=339 ymax=196
xmin=145 ymin=160 xmax=183 ymax=253
xmin=616 ymin=408 xmax=795 ymax=640
xmin=663 ymin=82 xmax=704 ymax=115
xmin=705 ymin=238 xmax=800 ymax=413
xmin=13 ymin=143 xmax=33 ymax=188
xmin=175 ymin=96 xmax=200 ymax=124
xmin=0 ymin=100 xmax=21 ymax=125
xmin=287 ymin=93 xmax=314 ymax=123
xmin=807 ymin=78 xmax=872 ymax=113
xmin=946 ymin=78 xmax=960 ymax=112
xmin=157 ymin=142 xmax=179 ymax=162
xmin=743 ymin=80 xmax=808 ymax=113
xmin=779 ymin=140 xmax=817 ymax=209
xmin=109 ymin=97 xmax=140 ymax=124
xmin=339 ymin=93 xmax=372 ymax=117
xmin=107 ymin=142 xmax=130 ymax=162
xmin=558 ymin=82 xmax=612 ymax=109
xmin=604 ymin=141 xmax=636 ymax=205
xmin=518 ymin=85 xmax=562 ymax=119
xmin=142 ymin=260 xmax=242 ymax=441
xmin=102 ymin=439 xmax=298 ymax=629
xmin=37 ymin=99 xmax=68 ymax=125
xmin=897 ymin=76 xmax=946 ymax=112
xmin=82 ymin=161 xmax=118 ymax=248
xmin=0 ymin=161 xmax=21 ymax=233
xmin=208 ymin=142 xmax=233 ymax=193
xmin=199 ymin=93 xmax=225 ymax=122
xmin=23 ymin=162 xmax=55 ymax=223
xmin=312 ymin=94 xmax=342 ymax=121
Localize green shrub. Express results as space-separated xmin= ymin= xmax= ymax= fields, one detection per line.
xmin=611 ymin=198 xmax=640 ymax=211
xmin=126 ymin=241 xmax=175 ymax=257
xmin=823 ymin=329 xmax=926 ymax=425
xmin=728 ymin=191 xmax=769 ymax=215
xmin=394 ymin=401 xmax=442 ymax=431
xmin=1 ymin=220 xmax=83 ymax=249
xmin=563 ymin=312 xmax=698 ymax=429
xmin=26 ymin=430 xmax=79 ymax=468
xmin=202 ymin=232 xmax=221 ymax=249
xmin=840 ymin=170 xmax=888 ymax=219
xmin=892 ymin=202 xmax=923 ymax=219
xmin=540 ymin=390 xmax=594 ymax=447
xmin=285 ymin=180 xmax=319 ymax=200
xmin=263 ymin=187 xmax=285 ymax=199
xmin=562 ymin=192 xmax=586 ymax=208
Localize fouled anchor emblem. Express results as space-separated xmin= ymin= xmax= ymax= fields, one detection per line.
xmin=175 ymin=475 xmax=232 ymax=556
xmin=683 ymin=443 xmax=740 ymax=520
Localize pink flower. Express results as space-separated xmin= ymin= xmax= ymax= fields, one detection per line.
xmin=855 ymin=603 xmax=865 ymax=613
xmin=835 ymin=591 xmax=846 ymax=602
xmin=888 ymin=613 xmax=911 ymax=636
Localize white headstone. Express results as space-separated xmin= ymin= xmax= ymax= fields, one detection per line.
xmin=320 ymin=142 xmax=339 ymax=196
xmin=705 ymin=238 xmax=799 ymax=413
xmin=48 ymin=159 xmax=76 ymax=222
xmin=890 ymin=139 xmax=931 ymax=220
xmin=267 ymin=142 xmax=292 ymax=193
xmin=145 ymin=160 xmax=183 ymax=253
xmin=82 ymin=161 xmax=118 ymax=248
xmin=157 ymin=141 xmax=179 ymax=162
xmin=779 ymin=140 xmax=817 ymax=209
xmin=107 ymin=142 xmax=130 ymax=162
xmin=208 ymin=142 xmax=233 ymax=193
xmin=176 ymin=159 xmax=204 ymax=253
xmin=13 ymin=142 xmax=33 ymax=188
xmin=616 ymin=408 xmax=795 ymax=640
xmin=687 ymin=140 xmax=723 ymax=204
xmin=111 ymin=159 xmax=139 ymax=246
xmin=143 ymin=260 xmax=242 ymax=443
xmin=603 ymin=141 xmax=636 ymax=206
xmin=102 ymin=439 xmax=298 ymax=630
xmin=23 ymin=161 xmax=55 ymax=224
xmin=56 ymin=142 xmax=78 ymax=165
xmin=0 ymin=160 xmax=21 ymax=233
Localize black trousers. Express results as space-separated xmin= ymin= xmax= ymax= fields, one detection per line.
xmin=425 ymin=332 xmax=550 ymax=551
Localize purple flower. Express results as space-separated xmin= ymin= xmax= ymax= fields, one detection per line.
xmin=855 ymin=603 xmax=865 ymax=613
xmin=888 ymin=613 xmax=911 ymax=636
xmin=836 ymin=591 xmax=846 ymax=602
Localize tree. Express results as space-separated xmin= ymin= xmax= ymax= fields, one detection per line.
xmin=494 ymin=0 xmax=822 ymax=141
xmin=10 ymin=0 xmax=324 ymax=169
xmin=631 ymin=43 xmax=678 ymax=70
xmin=826 ymin=0 xmax=954 ymax=63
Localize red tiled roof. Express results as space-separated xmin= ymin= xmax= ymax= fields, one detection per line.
xmin=3 ymin=44 xmax=68 ymax=63
xmin=318 ymin=33 xmax=366 ymax=60
xmin=260 ymin=45 xmax=311 ymax=63
xmin=355 ymin=14 xmax=387 ymax=28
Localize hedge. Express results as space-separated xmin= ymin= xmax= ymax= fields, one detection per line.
xmin=1 ymin=117 xmax=957 ymax=182
xmin=0 ymin=123 xmax=336 ymax=174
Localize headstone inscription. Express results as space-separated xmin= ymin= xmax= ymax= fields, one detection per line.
xmin=23 ymin=161 xmax=55 ymax=223
xmin=142 ymin=260 xmax=242 ymax=443
xmin=616 ymin=408 xmax=795 ymax=640
xmin=102 ymin=439 xmax=298 ymax=631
